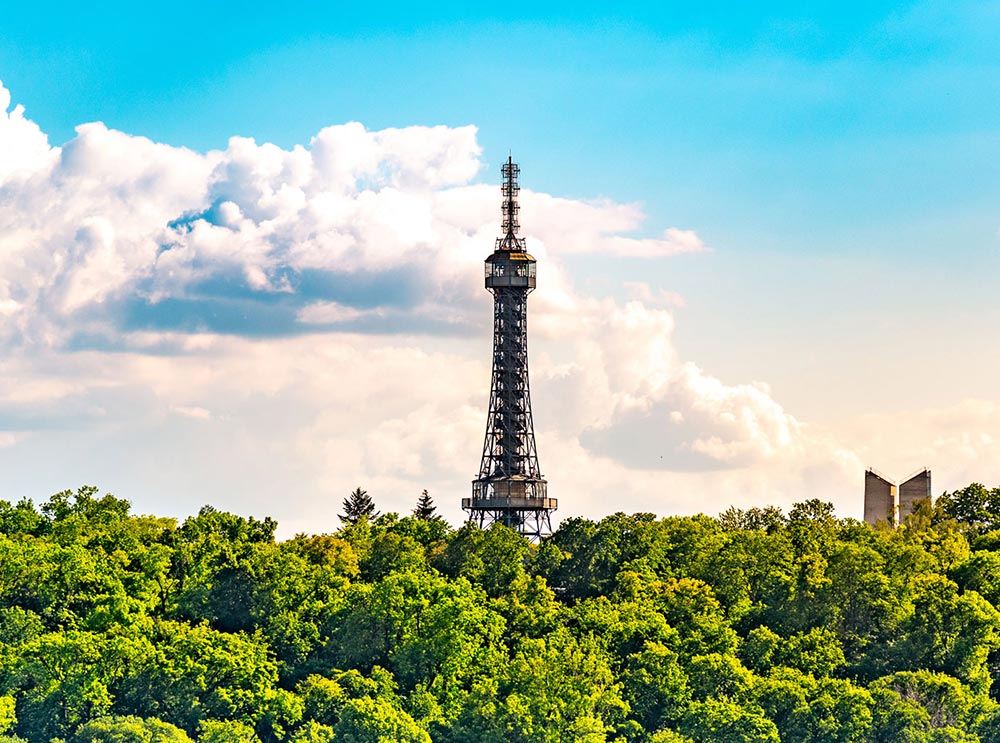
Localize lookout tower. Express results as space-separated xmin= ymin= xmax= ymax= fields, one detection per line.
xmin=463 ymin=157 xmax=557 ymax=540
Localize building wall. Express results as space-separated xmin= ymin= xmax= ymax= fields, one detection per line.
xmin=864 ymin=469 xmax=897 ymax=525
xmin=898 ymin=469 xmax=932 ymax=522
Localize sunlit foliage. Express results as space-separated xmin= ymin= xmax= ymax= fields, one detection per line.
xmin=0 ymin=486 xmax=997 ymax=741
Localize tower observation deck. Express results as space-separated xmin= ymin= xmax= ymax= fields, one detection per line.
xmin=463 ymin=157 xmax=557 ymax=541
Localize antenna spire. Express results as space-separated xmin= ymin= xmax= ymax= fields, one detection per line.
xmin=498 ymin=156 xmax=526 ymax=251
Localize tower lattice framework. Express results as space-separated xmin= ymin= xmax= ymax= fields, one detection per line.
xmin=463 ymin=157 xmax=557 ymax=540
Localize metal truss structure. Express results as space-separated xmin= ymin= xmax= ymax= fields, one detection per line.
xmin=463 ymin=157 xmax=557 ymax=541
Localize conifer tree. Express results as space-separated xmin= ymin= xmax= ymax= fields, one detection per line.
xmin=413 ymin=489 xmax=439 ymax=521
xmin=341 ymin=487 xmax=378 ymax=524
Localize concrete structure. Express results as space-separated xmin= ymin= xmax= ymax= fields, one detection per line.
xmin=864 ymin=468 xmax=897 ymax=525
xmin=899 ymin=468 xmax=932 ymax=521
xmin=863 ymin=467 xmax=932 ymax=526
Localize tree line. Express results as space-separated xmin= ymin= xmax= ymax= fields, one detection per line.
xmin=0 ymin=483 xmax=996 ymax=741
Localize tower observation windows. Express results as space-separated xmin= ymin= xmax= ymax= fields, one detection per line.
xmin=485 ymin=258 xmax=537 ymax=281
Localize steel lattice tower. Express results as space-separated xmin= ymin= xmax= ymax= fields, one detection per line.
xmin=463 ymin=157 xmax=557 ymax=540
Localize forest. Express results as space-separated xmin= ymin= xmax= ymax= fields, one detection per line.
xmin=0 ymin=484 xmax=997 ymax=742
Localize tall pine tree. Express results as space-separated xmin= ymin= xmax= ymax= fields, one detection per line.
xmin=413 ymin=489 xmax=439 ymax=521
xmin=341 ymin=487 xmax=378 ymax=524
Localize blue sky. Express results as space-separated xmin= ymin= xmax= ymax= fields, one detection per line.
xmin=7 ymin=1 xmax=999 ymax=211
xmin=1 ymin=1 xmax=999 ymax=528
xmin=7 ymin=1 xmax=1000 ymax=259
xmin=7 ymin=6 xmax=1000 ymax=261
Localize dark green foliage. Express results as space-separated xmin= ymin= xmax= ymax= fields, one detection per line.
xmin=412 ymin=490 xmax=438 ymax=521
xmin=340 ymin=488 xmax=378 ymax=525
xmin=937 ymin=484 xmax=1000 ymax=534
xmin=434 ymin=522 xmax=529 ymax=598
xmin=1 ymin=487 xmax=1000 ymax=741
xmin=718 ymin=505 xmax=785 ymax=533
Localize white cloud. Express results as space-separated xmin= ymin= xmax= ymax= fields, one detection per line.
xmin=524 ymin=193 xmax=708 ymax=258
xmin=297 ymin=301 xmax=384 ymax=325
xmin=172 ymin=405 xmax=212 ymax=420
xmin=0 ymin=80 xmax=988 ymax=532
xmin=829 ymin=398 xmax=1000 ymax=495
xmin=624 ymin=281 xmax=687 ymax=308
xmin=0 ymin=82 xmax=56 ymax=183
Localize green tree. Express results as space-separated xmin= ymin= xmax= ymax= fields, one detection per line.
xmin=6 ymin=482 xmax=1000 ymax=743
xmin=0 ymin=498 xmax=45 ymax=536
xmin=976 ymin=707 xmax=1000 ymax=743
xmin=384 ymin=515 xmax=449 ymax=550
xmin=436 ymin=523 xmax=529 ymax=599
xmin=8 ymin=630 xmax=119 ymax=741
xmin=896 ymin=574 xmax=1000 ymax=694
xmin=363 ymin=532 xmax=427 ymax=582
xmin=752 ymin=669 xmax=873 ymax=743
xmin=869 ymin=672 xmax=978 ymax=731
xmin=341 ymin=488 xmax=379 ymax=525
xmin=111 ymin=620 xmax=281 ymax=735
xmin=0 ymin=697 xmax=14 ymax=736
xmin=705 ymin=528 xmax=795 ymax=630
xmin=648 ymin=732 xmax=693 ymax=743
xmin=412 ymin=491 xmax=439 ymax=521
xmin=866 ymin=671 xmax=993 ymax=743
xmin=740 ymin=627 xmax=782 ymax=674
xmin=471 ymin=629 xmax=629 ymax=743
xmin=655 ymin=578 xmax=738 ymax=658
xmin=297 ymin=673 xmax=353 ymax=728
xmin=334 ymin=698 xmax=429 ymax=743
xmin=327 ymin=572 xmax=506 ymax=720
xmin=686 ymin=654 xmax=754 ymax=702
xmin=492 ymin=574 xmax=561 ymax=641
xmin=622 ymin=642 xmax=690 ymax=731
xmin=196 ymin=720 xmax=260 ymax=743
xmin=937 ymin=483 xmax=1000 ymax=533
xmin=679 ymin=700 xmax=780 ymax=743
xmin=778 ymin=628 xmax=846 ymax=678
xmin=818 ymin=541 xmax=899 ymax=678
xmin=786 ymin=500 xmax=837 ymax=555
xmin=288 ymin=721 xmax=336 ymax=743
xmin=71 ymin=715 xmax=192 ymax=742
xmin=172 ymin=506 xmax=276 ymax=629
xmin=541 ymin=514 xmax=668 ymax=601
xmin=951 ymin=550 xmax=1000 ymax=606
xmin=718 ymin=506 xmax=785 ymax=533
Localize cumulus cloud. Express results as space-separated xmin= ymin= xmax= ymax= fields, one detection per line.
xmin=0 ymin=80 xmax=947 ymax=530
xmin=0 ymin=90 xmax=713 ymax=353
xmin=828 ymin=399 xmax=1000 ymax=493
xmin=0 ymin=85 xmax=55 ymax=183
xmin=524 ymin=193 xmax=708 ymax=258
xmin=624 ymin=281 xmax=686 ymax=308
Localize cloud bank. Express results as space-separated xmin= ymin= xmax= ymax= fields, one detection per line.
xmin=2 ymin=81 xmax=994 ymax=533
